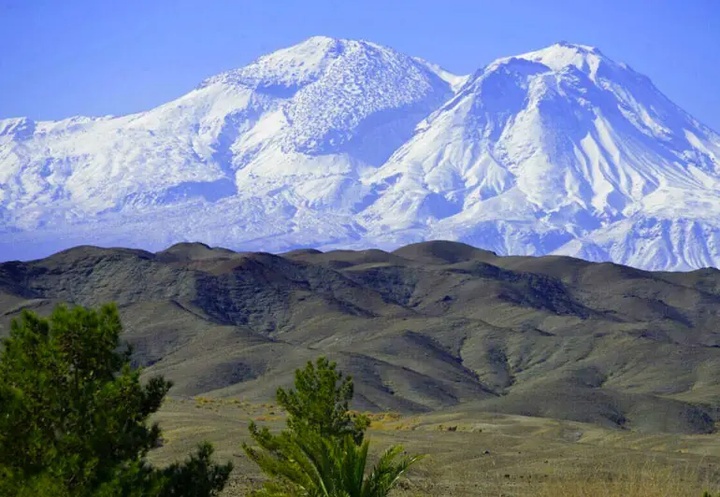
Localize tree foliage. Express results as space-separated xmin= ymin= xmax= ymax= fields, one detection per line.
xmin=0 ymin=303 xmax=232 ymax=497
xmin=244 ymin=357 xmax=421 ymax=497
xmin=276 ymin=356 xmax=369 ymax=444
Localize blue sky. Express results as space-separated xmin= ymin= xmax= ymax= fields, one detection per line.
xmin=1 ymin=0 xmax=719 ymax=129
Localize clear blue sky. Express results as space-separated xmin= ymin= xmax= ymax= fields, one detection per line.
xmin=1 ymin=0 xmax=719 ymax=130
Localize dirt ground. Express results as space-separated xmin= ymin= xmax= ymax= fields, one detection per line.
xmin=149 ymin=397 xmax=720 ymax=496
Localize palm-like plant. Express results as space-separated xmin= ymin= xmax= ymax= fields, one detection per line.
xmin=335 ymin=438 xmax=421 ymax=497
xmin=245 ymin=429 xmax=421 ymax=497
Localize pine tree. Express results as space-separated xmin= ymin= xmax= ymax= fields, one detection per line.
xmin=0 ymin=303 xmax=232 ymax=496
xmin=276 ymin=357 xmax=369 ymax=444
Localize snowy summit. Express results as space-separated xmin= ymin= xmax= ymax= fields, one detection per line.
xmin=1 ymin=38 xmax=719 ymax=270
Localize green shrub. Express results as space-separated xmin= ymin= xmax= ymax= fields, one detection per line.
xmin=0 ymin=304 xmax=232 ymax=496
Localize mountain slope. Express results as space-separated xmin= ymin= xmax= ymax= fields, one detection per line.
xmin=2 ymin=240 xmax=720 ymax=434
xmin=360 ymin=43 xmax=720 ymax=269
xmin=1 ymin=38 xmax=719 ymax=269
xmin=0 ymin=36 xmax=454 ymax=258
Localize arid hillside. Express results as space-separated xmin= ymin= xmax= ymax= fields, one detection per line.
xmin=2 ymin=240 xmax=720 ymax=435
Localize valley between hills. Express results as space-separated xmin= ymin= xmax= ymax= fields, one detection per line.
xmin=4 ymin=239 xmax=720 ymax=495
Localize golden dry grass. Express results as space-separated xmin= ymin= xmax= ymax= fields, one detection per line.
xmin=391 ymin=458 xmax=720 ymax=497
xmin=151 ymin=399 xmax=720 ymax=497
xmin=535 ymin=458 xmax=719 ymax=497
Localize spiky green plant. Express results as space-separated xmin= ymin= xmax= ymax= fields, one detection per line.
xmin=245 ymin=429 xmax=421 ymax=497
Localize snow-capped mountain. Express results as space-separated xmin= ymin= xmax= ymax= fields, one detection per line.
xmin=1 ymin=37 xmax=719 ymax=270
xmin=361 ymin=42 xmax=720 ymax=269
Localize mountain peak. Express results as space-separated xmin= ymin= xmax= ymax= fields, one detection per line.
xmin=298 ymin=34 xmax=340 ymax=44
xmin=199 ymin=36 xmax=346 ymax=89
xmin=268 ymin=35 xmax=346 ymax=60
xmin=522 ymin=42 xmax=603 ymax=67
xmin=200 ymin=36 xmax=420 ymax=91
xmin=553 ymin=40 xmax=601 ymax=53
xmin=488 ymin=41 xmax=609 ymax=77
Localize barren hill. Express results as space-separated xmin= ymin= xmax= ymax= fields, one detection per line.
xmin=2 ymin=240 xmax=720 ymax=434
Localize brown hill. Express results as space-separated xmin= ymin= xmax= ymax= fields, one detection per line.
xmin=2 ymin=240 xmax=720 ymax=434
